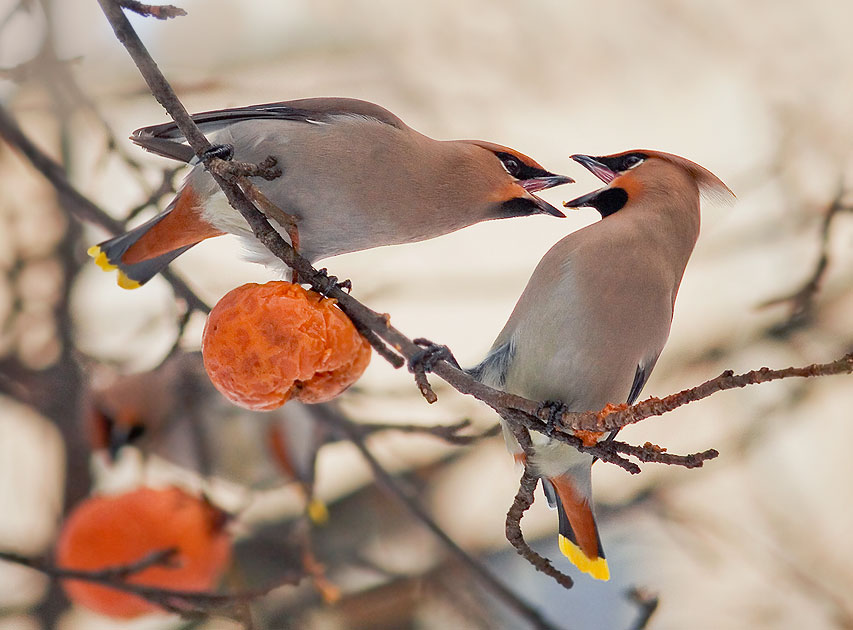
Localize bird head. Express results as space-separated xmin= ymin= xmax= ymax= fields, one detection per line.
xmin=563 ymin=150 xmax=734 ymax=217
xmin=464 ymin=141 xmax=574 ymax=219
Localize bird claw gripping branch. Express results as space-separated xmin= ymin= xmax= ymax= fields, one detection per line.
xmin=313 ymin=268 xmax=352 ymax=298
xmin=536 ymin=399 xmax=570 ymax=438
xmin=409 ymin=338 xmax=461 ymax=373
xmin=201 ymin=143 xmax=234 ymax=162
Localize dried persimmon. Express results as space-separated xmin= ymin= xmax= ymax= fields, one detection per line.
xmin=56 ymin=486 xmax=231 ymax=618
xmin=202 ymin=281 xmax=371 ymax=410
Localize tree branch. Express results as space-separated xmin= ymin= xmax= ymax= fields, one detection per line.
xmin=0 ymin=548 xmax=303 ymax=619
xmin=314 ymin=406 xmax=564 ymax=630
xmin=762 ymin=182 xmax=852 ymax=336
xmin=506 ymin=469 xmax=574 ymax=590
xmin=117 ymin=0 xmax=186 ymax=20
xmin=0 ymin=103 xmax=210 ymax=315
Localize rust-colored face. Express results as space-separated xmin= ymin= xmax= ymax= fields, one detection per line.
xmin=563 ymin=149 xmax=733 ymax=218
xmin=465 ymin=140 xmax=573 ymax=218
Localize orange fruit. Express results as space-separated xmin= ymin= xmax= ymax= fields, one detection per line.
xmin=56 ymin=487 xmax=231 ymax=618
xmin=202 ymin=281 xmax=371 ymax=410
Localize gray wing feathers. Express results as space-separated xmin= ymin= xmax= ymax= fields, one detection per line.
xmin=130 ymin=98 xmax=408 ymax=162
xmin=627 ymin=362 xmax=652 ymax=405
xmin=467 ymin=339 xmax=516 ymax=389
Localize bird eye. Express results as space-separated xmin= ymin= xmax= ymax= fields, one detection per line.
xmin=623 ymin=155 xmax=644 ymax=169
xmin=499 ymin=154 xmax=523 ymax=178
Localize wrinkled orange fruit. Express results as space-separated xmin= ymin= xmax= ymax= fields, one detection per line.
xmin=56 ymin=486 xmax=231 ymax=618
xmin=202 ymin=281 xmax=371 ymax=410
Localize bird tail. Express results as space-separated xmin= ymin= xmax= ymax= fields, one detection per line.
xmin=87 ymin=185 xmax=222 ymax=289
xmin=544 ymin=474 xmax=609 ymax=581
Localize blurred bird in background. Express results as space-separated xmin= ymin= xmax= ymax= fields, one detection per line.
xmin=88 ymin=97 xmax=573 ymax=288
xmin=86 ymin=351 xmax=329 ymax=519
xmin=471 ymin=150 xmax=734 ymax=580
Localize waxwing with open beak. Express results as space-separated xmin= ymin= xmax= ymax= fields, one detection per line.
xmin=88 ymin=97 xmax=572 ymax=288
xmin=470 ymin=150 xmax=733 ymax=580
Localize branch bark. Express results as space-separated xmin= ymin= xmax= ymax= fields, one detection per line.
xmin=0 ymin=549 xmax=303 ymax=618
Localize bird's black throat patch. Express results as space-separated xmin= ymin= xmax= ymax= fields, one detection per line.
xmin=591 ymin=187 xmax=628 ymax=217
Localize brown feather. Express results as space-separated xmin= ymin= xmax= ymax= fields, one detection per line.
xmin=121 ymin=185 xmax=224 ymax=264
xmin=634 ymin=150 xmax=734 ymax=202
xmin=549 ymin=474 xmax=602 ymax=561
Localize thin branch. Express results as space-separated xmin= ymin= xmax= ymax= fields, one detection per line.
xmin=117 ymin=0 xmax=186 ymax=20
xmin=762 ymin=182 xmax=852 ymax=335
xmin=599 ymin=440 xmax=718 ymax=469
xmin=626 ymin=587 xmax=659 ymax=630
xmin=0 ymin=549 xmax=303 ymax=619
xmin=355 ymin=418 xmax=499 ymax=445
xmin=314 ymin=406 xmax=564 ymax=630
xmin=0 ymin=103 xmax=210 ymax=314
xmin=579 ymin=353 xmax=853 ymax=434
xmin=506 ymin=469 xmax=574 ymax=590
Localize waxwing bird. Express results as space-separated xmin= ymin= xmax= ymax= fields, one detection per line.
xmin=470 ymin=150 xmax=733 ymax=580
xmin=88 ymin=97 xmax=572 ymax=289
xmin=87 ymin=352 xmax=330 ymax=504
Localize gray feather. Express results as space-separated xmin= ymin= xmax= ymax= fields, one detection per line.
xmin=467 ymin=339 xmax=515 ymax=389
xmin=130 ymin=98 xmax=409 ymax=162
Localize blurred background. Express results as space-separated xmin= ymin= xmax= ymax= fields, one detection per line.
xmin=1 ymin=0 xmax=852 ymax=628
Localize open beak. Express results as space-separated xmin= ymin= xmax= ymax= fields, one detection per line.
xmin=519 ymin=173 xmax=574 ymax=193
xmin=562 ymin=189 xmax=602 ymax=209
xmin=519 ymin=173 xmax=573 ymax=218
xmin=571 ymin=154 xmax=617 ymax=184
xmin=531 ymin=195 xmax=567 ymax=217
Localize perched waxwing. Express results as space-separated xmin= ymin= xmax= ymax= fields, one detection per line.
xmin=88 ymin=97 xmax=572 ymax=289
xmin=470 ymin=150 xmax=733 ymax=580
xmin=87 ymin=352 xmax=329 ymax=506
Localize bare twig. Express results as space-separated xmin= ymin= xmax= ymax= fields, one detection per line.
xmin=578 ymin=354 xmax=853 ymax=434
xmin=0 ymin=103 xmax=210 ymax=315
xmin=314 ymin=406 xmax=563 ymax=630
xmin=506 ymin=469 xmax=574 ymax=590
xmin=117 ymin=0 xmax=186 ymax=20
xmin=208 ymin=156 xmax=282 ymax=182
xmin=599 ymin=440 xmax=718 ymax=469
xmin=357 ymin=418 xmax=500 ymax=445
xmin=626 ymin=587 xmax=659 ymax=630
xmin=762 ymin=182 xmax=853 ymax=335
xmin=0 ymin=549 xmax=303 ymax=619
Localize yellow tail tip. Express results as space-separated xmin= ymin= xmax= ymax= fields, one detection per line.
xmin=307 ymin=498 xmax=329 ymax=525
xmin=559 ymin=535 xmax=610 ymax=581
xmin=89 ymin=245 xmax=142 ymax=289
xmin=88 ymin=245 xmax=118 ymax=272
xmin=117 ymin=271 xmax=141 ymax=290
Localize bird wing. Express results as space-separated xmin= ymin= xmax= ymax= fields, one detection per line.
xmin=466 ymin=339 xmax=516 ymax=389
xmin=601 ymin=356 xmax=660 ymax=447
xmin=130 ymin=97 xmax=409 ymax=162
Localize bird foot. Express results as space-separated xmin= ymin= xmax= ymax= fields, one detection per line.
xmin=314 ymin=268 xmax=352 ymax=298
xmin=201 ymin=143 xmax=234 ymax=162
xmin=537 ymin=399 xmax=569 ymax=437
xmin=409 ymin=338 xmax=460 ymax=373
